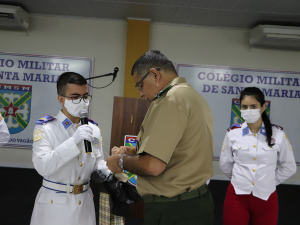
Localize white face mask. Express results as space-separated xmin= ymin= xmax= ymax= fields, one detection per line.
xmin=240 ymin=108 xmax=261 ymax=124
xmin=64 ymin=98 xmax=89 ymax=117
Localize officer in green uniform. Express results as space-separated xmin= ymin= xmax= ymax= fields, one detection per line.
xmin=107 ymin=50 xmax=214 ymax=225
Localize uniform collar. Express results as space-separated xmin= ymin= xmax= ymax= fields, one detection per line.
xmin=153 ymin=77 xmax=186 ymax=101
xmin=242 ymin=122 xmax=266 ymax=136
xmin=57 ymin=110 xmax=76 ymax=130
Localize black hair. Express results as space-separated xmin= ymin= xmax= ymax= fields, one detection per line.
xmin=240 ymin=87 xmax=274 ymax=147
xmin=56 ymin=72 xmax=87 ymax=96
xmin=131 ymin=50 xmax=177 ymax=77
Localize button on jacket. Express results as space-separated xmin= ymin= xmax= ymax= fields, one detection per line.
xmin=30 ymin=110 xmax=109 ymax=225
xmin=220 ymin=122 xmax=296 ymax=200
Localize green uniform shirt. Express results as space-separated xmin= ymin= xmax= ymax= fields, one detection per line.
xmin=136 ymin=77 xmax=214 ymax=197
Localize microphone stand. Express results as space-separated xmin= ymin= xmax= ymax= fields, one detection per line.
xmin=86 ymin=67 xmax=119 ymax=89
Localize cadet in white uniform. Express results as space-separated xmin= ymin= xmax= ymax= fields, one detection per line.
xmin=220 ymin=87 xmax=296 ymax=225
xmin=30 ymin=72 xmax=110 ymax=225
xmin=0 ymin=114 xmax=10 ymax=147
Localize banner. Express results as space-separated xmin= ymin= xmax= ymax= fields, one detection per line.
xmin=177 ymin=64 xmax=300 ymax=164
xmin=0 ymin=52 xmax=93 ymax=149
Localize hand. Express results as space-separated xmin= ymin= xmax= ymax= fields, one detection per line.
xmin=72 ymin=125 xmax=93 ymax=145
xmin=111 ymin=146 xmax=126 ymax=155
xmin=106 ymin=154 xmax=123 ymax=174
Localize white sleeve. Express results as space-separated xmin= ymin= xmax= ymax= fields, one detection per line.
xmin=275 ymin=131 xmax=297 ymax=185
xmin=94 ymin=131 xmax=111 ymax=176
xmin=32 ymin=125 xmax=80 ymax=177
xmin=219 ymin=132 xmax=234 ymax=179
xmin=0 ymin=119 xmax=10 ymax=147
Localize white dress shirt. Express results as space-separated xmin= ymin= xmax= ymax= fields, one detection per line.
xmin=0 ymin=114 xmax=10 ymax=147
xmin=219 ymin=122 xmax=297 ymax=200
xmin=30 ymin=110 xmax=109 ymax=225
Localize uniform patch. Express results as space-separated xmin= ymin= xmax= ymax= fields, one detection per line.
xmin=0 ymin=113 xmax=2 ymax=121
xmin=288 ymin=142 xmax=292 ymax=151
xmin=33 ymin=129 xmax=42 ymax=142
xmin=260 ymin=127 xmax=266 ymax=136
xmin=92 ymin=137 xmax=99 ymax=145
xmin=88 ymin=118 xmax=98 ymax=126
xmin=227 ymin=123 xmax=242 ymax=132
xmin=266 ymin=138 xmax=276 ymax=145
xmin=62 ymin=118 xmax=72 ymax=129
xmin=222 ymin=142 xmax=225 ymax=152
xmin=242 ymin=127 xmax=249 ymax=136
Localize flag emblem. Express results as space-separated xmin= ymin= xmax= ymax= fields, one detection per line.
xmin=0 ymin=84 xmax=32 ymax=134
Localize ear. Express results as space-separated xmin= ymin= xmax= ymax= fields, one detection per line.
xmin=58 ymin=95 xmax=65 ymax=106
xmin=261 ymin=103 xmax=267 ymax=113
xmin=149 ymin=68 xmax=161 ymax=82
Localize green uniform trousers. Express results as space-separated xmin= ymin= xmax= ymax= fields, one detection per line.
xmin=143 ymin=190 xmax=214 ymax=225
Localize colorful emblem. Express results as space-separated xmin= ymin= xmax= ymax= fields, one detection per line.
xmin=62 ymin=118 xmax=72 ymax=129
xmin=230 ymin=99 xmax=271 ymax=126
xmin=260 ymin=127 xmax=266 ymax=136
xmin=242 ymin=127 xmax=249 ymax=136
xmin=124 ymin=135 xmax=138 ymax=186
xmin=92 ymin=137 xmax=99 ymax=145
xmin=36 ymin=115 xmax=56 ymax=125
xmin=0 ymin=83 xmax=32 ymax=134
xmin=266 ymin=138 xmax=276 ymax=144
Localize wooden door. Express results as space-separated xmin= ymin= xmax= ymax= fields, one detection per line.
xmin=110 ymin=96 xmax=151 ymax=218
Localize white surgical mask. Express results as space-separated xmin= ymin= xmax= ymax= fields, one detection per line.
xmin=64 ymin=98 xmax=89 ymax=117
xmin=240 ymin=109 xmax=261 ymax=124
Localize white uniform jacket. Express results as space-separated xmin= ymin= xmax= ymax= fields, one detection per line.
xmin=30 ymin=110 xmax=109 ymax=225
xmin=0 ymin=114 xmax=10 ymax=147
xmin=219 ymin=122 xmax=297 ymax=201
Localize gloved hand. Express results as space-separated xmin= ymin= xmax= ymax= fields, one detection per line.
xmin=72 ymin=125 xmax=93 ymax=145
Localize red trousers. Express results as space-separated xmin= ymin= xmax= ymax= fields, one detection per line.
xmin=223 ymin=182 xmax=278 ymax=225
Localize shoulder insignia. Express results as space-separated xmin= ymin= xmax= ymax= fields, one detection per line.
xmin=88 ymin=118 xmax=98 ymax=126
xmin=36 ymin=115 xmax=56 ymax=125
xmin=272 ymin=124 xmax=283 ymax=130
xmin=227 ymin=123 xmax=242 ymax=132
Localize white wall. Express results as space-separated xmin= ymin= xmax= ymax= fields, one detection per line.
xmin=148 ymin=23 xmax=300 ymax=184
xmin=0 ymin=15 xmax=299 ymax=184
xmin=0 ymin=15 xmax=127 ymax=168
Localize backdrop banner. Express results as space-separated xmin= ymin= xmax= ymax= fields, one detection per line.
xmin=177 ymin=64 xmax=300 ymax=164
xmin=0 ymin=52 xmax=93 ymax=149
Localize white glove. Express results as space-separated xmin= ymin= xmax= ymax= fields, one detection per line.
xmin=72 ymin=125 xmax=93 ymax=145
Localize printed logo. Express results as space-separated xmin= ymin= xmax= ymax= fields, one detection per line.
xmin=124 ymin=135 xmax=137 ymax=146
xmin=0 ymin=83 xmax=32 ymax=134
xmin=230 ymin=99 xmax=271 ymax=126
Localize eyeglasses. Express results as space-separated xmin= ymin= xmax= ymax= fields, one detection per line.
xmin=135 ymin=68 xmax=160 ymax=91
xmin=63 ymin=95 xmax=92 ymax=104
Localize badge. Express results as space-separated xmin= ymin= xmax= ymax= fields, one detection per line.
xmin=33 ymin=129 xmax=42 ymax=142
xmin=285 ymin=134 xmax=289 ymax=141
xmin=222 ymin=142 xmax=225 ymax=152
xmin=62 ymin=118 xmax=72 ymax=129
xmin=92 ymin=137 xmax=99 ymax=145
xmin=0 ymin=113 xmax=2 ymax=121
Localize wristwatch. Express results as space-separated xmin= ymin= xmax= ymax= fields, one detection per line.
xmin=119 ymin=154 xmax=126 ymax=170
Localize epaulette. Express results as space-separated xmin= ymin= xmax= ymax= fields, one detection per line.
xmin=88 ymin=118 xmax=98 ymax=126
xmin=272 ymin=124 xmax=283 ymax=130
xmin=36 ymin=115 xmax=56 ymax=125
xmin=227 ymin=123 xmax=242 ymax=132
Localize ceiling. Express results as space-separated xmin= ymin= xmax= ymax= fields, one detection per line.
xmin=1 ymin=0 xmax=300 ymax=29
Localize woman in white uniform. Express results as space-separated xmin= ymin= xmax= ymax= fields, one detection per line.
xmin=219 ymin=87 xmax=296 ymax=225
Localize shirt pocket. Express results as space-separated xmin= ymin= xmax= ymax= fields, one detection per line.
xmin=38 ymin=193 xmax=67 ymax=205
xmin=261 ymin=144 xmax=279 ymax=162
xmin=232 ymin=143 xmax=250 ymax=162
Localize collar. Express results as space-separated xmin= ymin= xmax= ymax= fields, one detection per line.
xmin=242 ymin=122 xmax=266 ymax=136
xmin=57 ymin=110 xmax=76 ymax=130
xmin=153 ymin=77 xmax=186 ymax=101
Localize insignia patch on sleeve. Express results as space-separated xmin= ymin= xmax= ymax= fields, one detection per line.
xmin=285 ymin=134 xmax=289 ymax=141
xmin=92 ymin=137 xmax=99 ymax=145
xmin=33 ymin=129 xmax=42 ymax=142
xmin=222 ymin=142 xmax=225 ymax=152
xmin=0 ymin=113 xmax=2 ymax=121
xmin=288 ymin=142 xmax=292 ymax=151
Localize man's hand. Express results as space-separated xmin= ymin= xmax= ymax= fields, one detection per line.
xmin=111 ymin=146 xmax=126 ymax=155
xmin=106 ymin=154 xmax=123 ymax=174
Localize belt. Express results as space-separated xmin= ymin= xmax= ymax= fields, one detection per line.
xmin=143 ymin=184 xmax=208 ymax=203
xmin=42 ymin=178 xmax=89 ymax=194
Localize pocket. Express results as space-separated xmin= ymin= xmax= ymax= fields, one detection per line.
xmin=38 ymin=193 xmax=67 ymax=205
xmin=232 ymin=143 xmax=249 ymax=161
xmin=261 ymin=144 xmax=279 ymax=162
